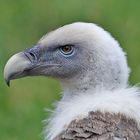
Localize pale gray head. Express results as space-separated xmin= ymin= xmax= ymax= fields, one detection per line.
xmin=4 ymin=22 xmax=130 ymax=93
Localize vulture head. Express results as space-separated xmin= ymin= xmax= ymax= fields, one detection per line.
xmin=5 ymin=22 xmax=139 ymax=140
xmin=4 ymin=22 xmax=129 ymax=92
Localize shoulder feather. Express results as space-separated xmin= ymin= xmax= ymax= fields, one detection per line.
xmin=45 ymin=87 xmax=140 ymax=140
xmin=55 ymin=111 xmax=140 ymax=140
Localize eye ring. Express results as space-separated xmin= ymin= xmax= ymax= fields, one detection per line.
xmin=59 ymin=45 xmax=74 ymax=55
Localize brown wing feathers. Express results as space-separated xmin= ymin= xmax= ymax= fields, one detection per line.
xmin=55 ymin=111 xmax=140 ymax=140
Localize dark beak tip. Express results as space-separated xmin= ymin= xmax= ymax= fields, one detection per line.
xmin=5 ymin=80 xmax=10 ymax=87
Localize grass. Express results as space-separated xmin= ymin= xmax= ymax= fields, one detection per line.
xmin=0 ymin=0 xmax=140 ymax=139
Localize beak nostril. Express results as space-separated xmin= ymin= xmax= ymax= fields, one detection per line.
xmin=24 ymin=46 xmax=41 ymax=63
xmin=24 ymin=51 xmax=37 ymax=62
xmin=29 ymin=52 xmax=36 ymax=60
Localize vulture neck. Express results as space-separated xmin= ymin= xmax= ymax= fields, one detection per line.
xmin=61 ymin=77 xmax=124 ymax=100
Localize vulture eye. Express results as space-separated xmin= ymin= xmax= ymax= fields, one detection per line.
xmin=59 ymin=45 xmax=74 ymax=55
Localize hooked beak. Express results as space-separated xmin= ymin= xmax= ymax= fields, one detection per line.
xmin=4 ymin=52 xmax=33 ymax=86
xmin=4 ymin=46 xmax=61 ymax=86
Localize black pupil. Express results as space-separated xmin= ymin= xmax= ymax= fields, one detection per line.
xmin=62 ymin=46 xmax=71 ymax=52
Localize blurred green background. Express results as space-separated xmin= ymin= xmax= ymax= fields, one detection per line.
xmin=0 ymin=0 xmax=140 ymax=139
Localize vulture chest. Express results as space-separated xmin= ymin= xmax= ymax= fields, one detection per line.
xmin=54 ymin=111 xmax=140 ymax=140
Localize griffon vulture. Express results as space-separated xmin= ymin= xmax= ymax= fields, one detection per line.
xmin=4 ymin=22 xmax=140 ymax=140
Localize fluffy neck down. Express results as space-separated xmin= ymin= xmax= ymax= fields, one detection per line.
xmin=43 ymin=22 xmax=133 ymax=140
xmin=45 ymin=86 xmax=140 ymax=140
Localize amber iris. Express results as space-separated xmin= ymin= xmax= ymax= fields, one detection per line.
xmin=60 ymin=45 xmax=73 ymax=55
